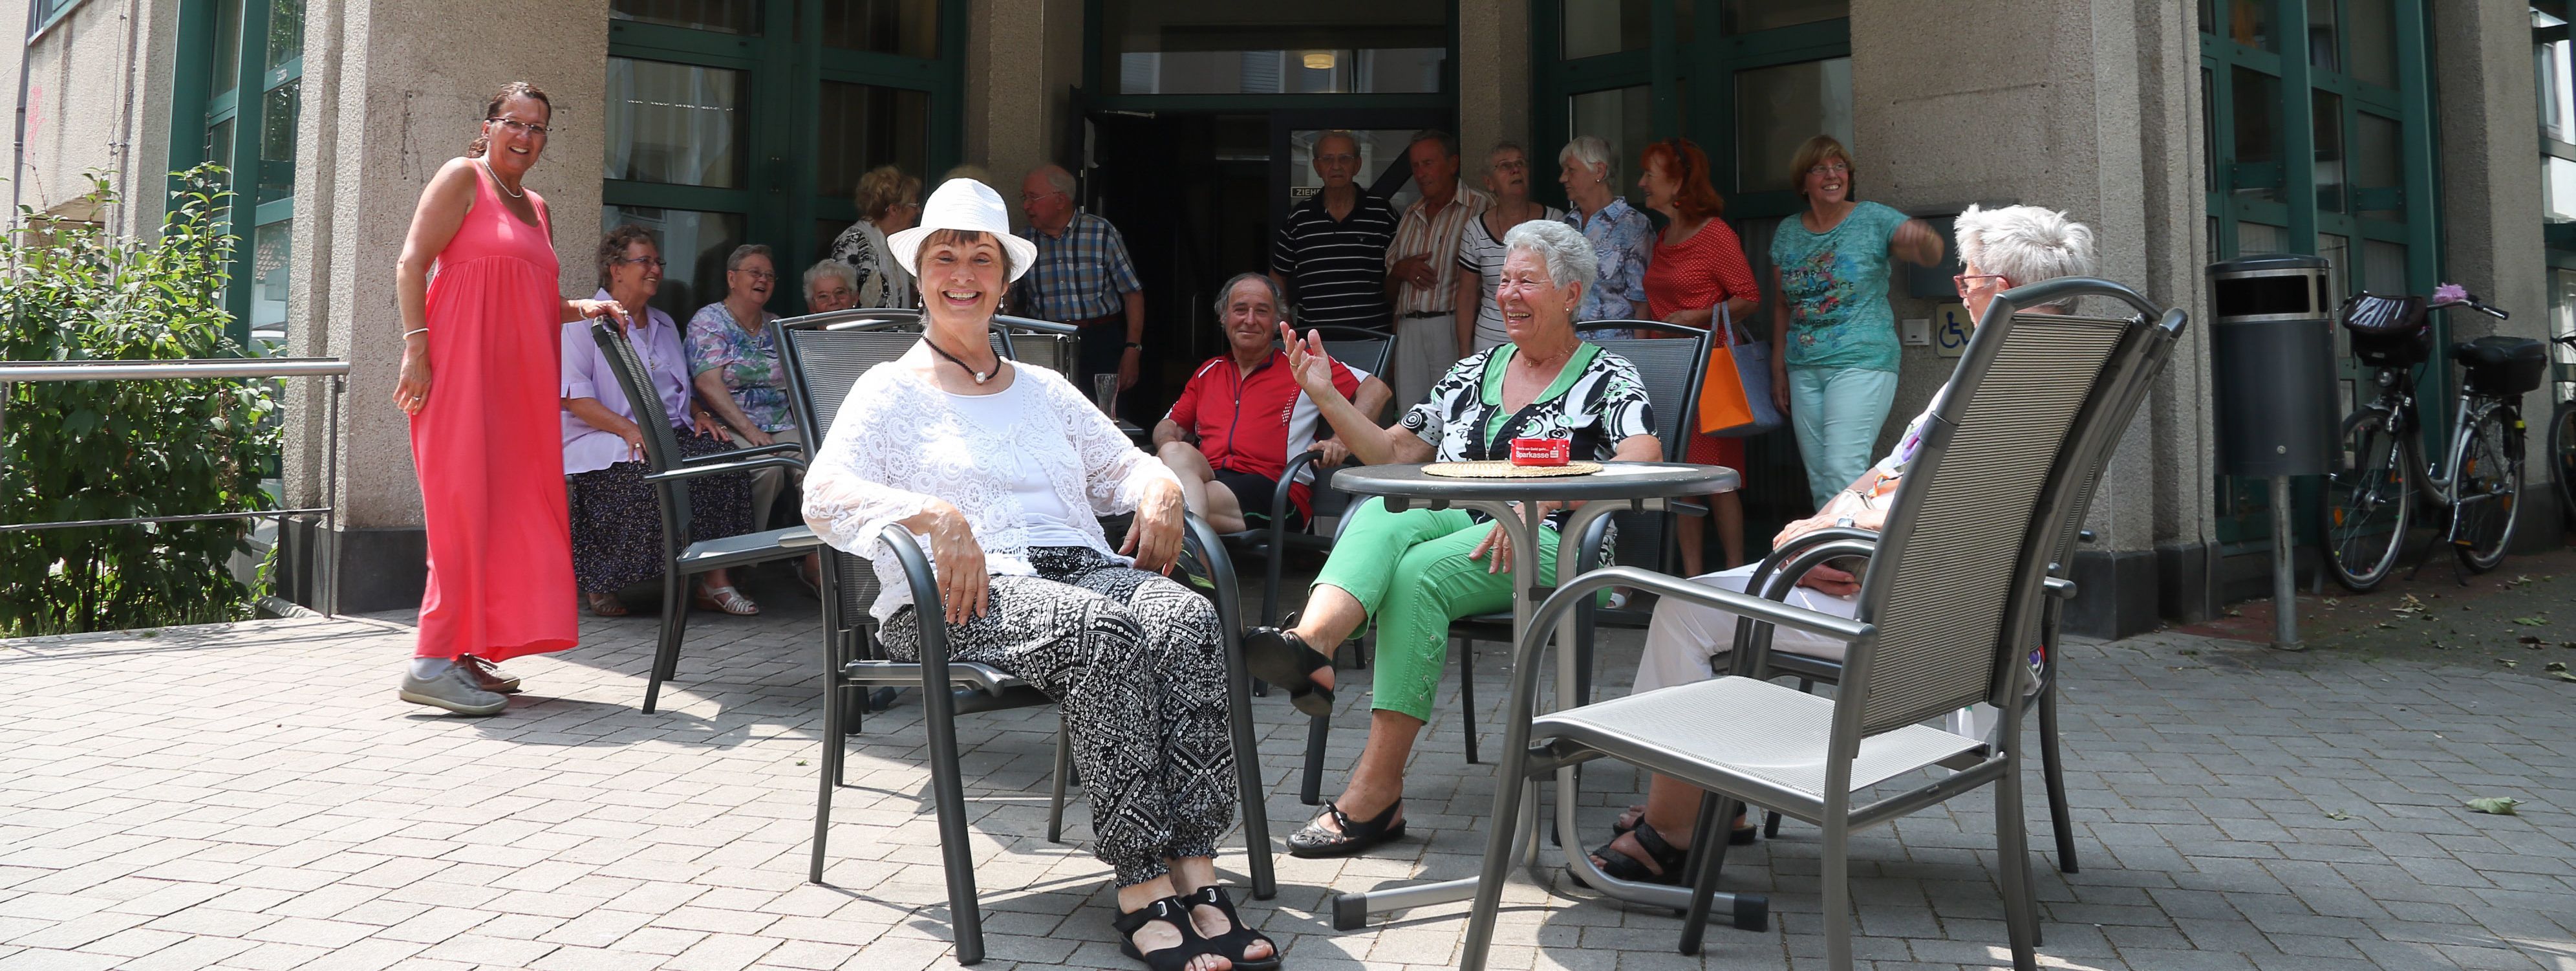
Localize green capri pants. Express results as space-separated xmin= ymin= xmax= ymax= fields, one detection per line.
xmin=1310 ymin=497 xmax=1571 ymax=722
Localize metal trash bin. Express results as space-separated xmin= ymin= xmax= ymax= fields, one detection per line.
xmin=2207 ymin=253 xmax=2336 ymax=651
xmin=2209 ymin=254 xmax=2338 ymax=477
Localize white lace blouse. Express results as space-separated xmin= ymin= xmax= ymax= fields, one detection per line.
xmin=802 ymin=351 xmax=1178 ymax=621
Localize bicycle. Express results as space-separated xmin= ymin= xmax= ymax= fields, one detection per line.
xmin=2321 ymin=285 xmax=2546 ymax=591
xmin=2551 ymin=333 xmax=2576 ymax=523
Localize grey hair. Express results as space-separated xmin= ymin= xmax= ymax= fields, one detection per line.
xmin=1031 ymin=164 xmax=1077 ymax=196
xmin=1953 ymin=204 xmax=2097 ymax=311
xmin=724 ymin=243 xmax=775 ymax=274
xmin=1558 ymin=135 xmax=1617 ymax=184
xmin=1501 ymin=219 xmax=1598 ymax=292
xmin=1408 ymin=129 xmax=1459 ymax=160
xmin=802 ymin=257 xmax=857 ymax=295
xmin=1486 ymin=139 xmax=1528 ymax=167
xmin=1211 ymin=271 xmax=1286 ymax=322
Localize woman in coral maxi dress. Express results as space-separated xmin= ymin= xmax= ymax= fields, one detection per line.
xmin=389 ymin=82 xmax=629 ymax=715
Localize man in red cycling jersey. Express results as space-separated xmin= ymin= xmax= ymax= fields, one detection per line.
xmin=1155 ymin=272 xmax=1393 ymax=532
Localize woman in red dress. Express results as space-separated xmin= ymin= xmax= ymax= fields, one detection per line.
xmin=390 ymin=82 xmax=628 ymax=715
xmin=1638 ymin=138 xmax=1761 ymax=576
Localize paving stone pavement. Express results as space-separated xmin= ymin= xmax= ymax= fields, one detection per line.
xmin=5 ymin=569 xmax=2574 ymax=970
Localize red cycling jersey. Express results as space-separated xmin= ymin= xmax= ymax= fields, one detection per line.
xmin=1164 ymin=350 xmax=1366 ymax=518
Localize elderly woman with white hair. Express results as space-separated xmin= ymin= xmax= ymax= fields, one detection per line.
xmin=1557 ymin=135 xmax=1655 ymax=328
xmin=1245 ymin=219 xmax=1661 ymax=858
xmin=801 ymin=178 xmax=1274 ymax=971
xmin=803 ymin=258 xmax=861 ymax=314
xmin=1579 ymin=203 xmax=2099 ymax=886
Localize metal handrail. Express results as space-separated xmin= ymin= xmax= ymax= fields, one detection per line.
xmin=0 ymin=356 xmax=349 ymax=616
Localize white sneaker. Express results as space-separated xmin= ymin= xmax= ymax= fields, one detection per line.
xmin=398 ymin=666 xmax=508 ymax=716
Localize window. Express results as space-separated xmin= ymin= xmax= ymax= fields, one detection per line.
xmin=2204 ymin=0 xmax=2437 ymax=545
xmin=2540 ymin=4 xmax=2576 ymax=259
xmin=167 ymin=0 xmax=305 ymax=350
xmin=1102 ymin=0 xmax=1448 ymax=96
xmin=604 ymin=0 xmax=962 ymax=318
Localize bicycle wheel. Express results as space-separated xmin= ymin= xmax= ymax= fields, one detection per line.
xmin=2453 ymin=407 xmax=2522 ymax=573
xmin=2553 ymin=400 xmax=2576 ymax=524
xmin=2321 ymin=408 xmax=2413 ymax=591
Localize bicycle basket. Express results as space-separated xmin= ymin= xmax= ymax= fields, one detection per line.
xmin=2340 ymin=292 xmax=2431 ymax=365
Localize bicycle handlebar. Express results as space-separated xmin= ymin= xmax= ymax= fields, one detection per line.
xmin=2432 ymin=290 xmax=2511 ymax=320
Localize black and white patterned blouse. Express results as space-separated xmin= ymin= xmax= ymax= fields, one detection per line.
xmin=1402 ymin=341 xmax=1656 ymax=472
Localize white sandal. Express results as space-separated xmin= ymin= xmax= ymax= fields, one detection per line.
xmin=694 ymin=585 xmax=759 ymax=615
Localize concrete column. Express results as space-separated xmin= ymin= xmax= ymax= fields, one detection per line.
xmin=1849 ymin=0 xmax=2211 ymax=637
xmin=960 ymin=0 xmax=1082 ymax=214
xmin=2431 ymin=0 xmax=2561 ymax=547
xmin=1457 ymin=0 xmax=1530 ymax=156
xmin=279 ymin=0 xmax=612 ymax=611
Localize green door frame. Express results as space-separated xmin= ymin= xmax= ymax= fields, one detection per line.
xmin=2200 ymin=0 xmax=2442 ymax=548
xmin=604 ymin=0 xmax=965 ymax=315
xmin=167 ymin=0 xmax=305 ymax=349
xmin=1527 ymin=2 xmax=1847 ymax=223
xmin=1078 ymin=0 xmax=1459 ymax=117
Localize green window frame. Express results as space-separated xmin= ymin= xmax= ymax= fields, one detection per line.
xmin=604 ymin=0 xmax=966 ymax=319
xmin=2200 ymin=0 xmax=2440 ymax=547
xmin=1078 ymin=0 xmax=1458 ymax=115
xmin=166 ymin=0 xmax=305 ymax=351
xmin=28 ymin=0 xmax=85 ymax=39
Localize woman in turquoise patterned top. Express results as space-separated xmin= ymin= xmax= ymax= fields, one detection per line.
xmin=686 ymin=244 xmax=801 ymax=540
xmin=1766 ymin=135 xmax=1944 ymax=507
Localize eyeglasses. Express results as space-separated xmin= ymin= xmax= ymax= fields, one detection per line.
xmin=736 ymin=269 xmax=777 ymax=281
xmin=488 ymin=117 xmax=553 ymax=137
xmin=1807 ymin=160 xmax=1851 ymax=177
xmin=1953 ymin=273 xmax=2008 ymax=296
xmin=615 ymin=256 xmax=667 ymax=268
xmin=1019 ymin=190 xmax=1064 ymax=203
xmin=1491 ymin=158 xmax=1527 ymax=173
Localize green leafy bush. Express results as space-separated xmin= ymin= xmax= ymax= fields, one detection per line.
xmin=0 ymin=169 xmax=279 ymax=635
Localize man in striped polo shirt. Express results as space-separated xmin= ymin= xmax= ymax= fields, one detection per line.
xmin=1383 ymin=130 xmax=1489 ymax=413
xmin=1271 ymin=131 xmax=1398 ymax=362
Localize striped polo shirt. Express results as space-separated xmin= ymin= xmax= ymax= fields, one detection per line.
xmin=1271 ymin=191 xmax=1399 ymax=327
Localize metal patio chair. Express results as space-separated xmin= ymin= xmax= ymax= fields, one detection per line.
xmin=587 ymin=320 xmax=819 ymax=714
xmin=773 ymin=309 xmax=1276 ymax=967
xmin=1455 ymin=283 xmax=2163 ymax=971
xmin=1744 ymin=283 xmax=2189 ymax=875
xmin=1290 ymin=320 xmax=1712 ymax=804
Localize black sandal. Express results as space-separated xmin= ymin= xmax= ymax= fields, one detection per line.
xmin=1582 ymin=819 xmax=1691 ymax=886
xmin=1183 ymin=885 xmax=1280 ymax=970
xmin=1113 ymin=896 xmax=1223 ymax=971
xmin=1242 ymin=627 xmax=1335 ymax=717
xmin=1614 ymin=805 xmax=1757 ymax=845
xmin=1286 ymin=798 xmax=1407 ymax=858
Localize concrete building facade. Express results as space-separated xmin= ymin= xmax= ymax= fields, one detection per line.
xmin=8 ymin=0 xmax=2570 ymax=635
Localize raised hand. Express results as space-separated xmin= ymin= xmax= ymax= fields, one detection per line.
xmin=1280 ymin=322 xmax=1338 ymax=397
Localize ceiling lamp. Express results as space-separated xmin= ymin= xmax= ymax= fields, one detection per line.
xmin=1302 ymin=51 xmax=1336 ymax=71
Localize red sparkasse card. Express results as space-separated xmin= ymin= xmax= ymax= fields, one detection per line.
xmin=1509 ymin=438 xmax=1570 ymax=466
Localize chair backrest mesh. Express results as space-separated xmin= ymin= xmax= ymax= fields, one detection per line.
xmin=1851 ymin=311 xmax=2129 ymax=734
xmin=1577 ymin=322 xmax=1711 ymax=570
xmin=590 ymin=321 xmax=693 ymax=540
xmin=774 ymin=311 xmax=1030 ymax=637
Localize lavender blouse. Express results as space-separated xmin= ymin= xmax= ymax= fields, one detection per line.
xmin=561 ymin=289 xmax=694 ymax=475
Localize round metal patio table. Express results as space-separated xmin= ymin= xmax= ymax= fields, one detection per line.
xmin=1318 ymin=461 xmax=1759 ymax=931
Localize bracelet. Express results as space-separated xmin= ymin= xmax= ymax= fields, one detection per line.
xmin=403 ymin=327 xmax=429 ymax=338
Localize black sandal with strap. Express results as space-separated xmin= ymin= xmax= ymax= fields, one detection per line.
xmin=1242 ymin=627 xmax=1335 ymax=717
xmin=1614 ymin=805 xmax=1757 ymax=845
xmin=1286 ymin=798 xmax=1407 ymax=858
xmin=1582 ymin=819 xmax=1691 ymax=886
xmin=1113 ymin=896 xmax=1224 ymax=971
xmin=1183 ymin=885 xmax=1280 ymax=971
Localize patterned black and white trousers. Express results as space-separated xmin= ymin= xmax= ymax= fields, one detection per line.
xmin=879 ymin=546 xmax=1236 ymax=887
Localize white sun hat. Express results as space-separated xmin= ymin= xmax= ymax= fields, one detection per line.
xmin=886 ymin=178 xmax=1038 ymax=283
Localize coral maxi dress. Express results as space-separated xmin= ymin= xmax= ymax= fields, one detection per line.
xmin=409 ymin=163 xmax=578 ymax=660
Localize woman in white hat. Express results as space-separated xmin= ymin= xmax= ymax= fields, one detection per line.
xmin=800 ymin=179 xmax=1275 ymax=971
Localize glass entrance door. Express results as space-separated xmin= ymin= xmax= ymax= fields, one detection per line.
xmin=603 ymin=0 xmax=962 ymax=319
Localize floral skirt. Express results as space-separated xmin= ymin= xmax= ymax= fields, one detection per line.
xmin=564 ymin=430 xmax=754 ymax=595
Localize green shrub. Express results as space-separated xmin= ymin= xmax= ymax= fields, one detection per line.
xmin=0 ymin=168 xmax=280 ymax=636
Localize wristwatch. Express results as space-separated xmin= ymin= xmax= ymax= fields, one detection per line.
xmin=1123 ymin=342 xmax=1143 ymax=350
xmin=1834 ymin=516 xmax=1856 ymax=529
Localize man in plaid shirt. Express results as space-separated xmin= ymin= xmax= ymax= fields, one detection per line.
xmin=1015 ymin=165 xmax=1146 ymax=399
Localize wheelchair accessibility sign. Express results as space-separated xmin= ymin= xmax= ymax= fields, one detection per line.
xmin=1932 ymin=303 xmax=1971 ymax=358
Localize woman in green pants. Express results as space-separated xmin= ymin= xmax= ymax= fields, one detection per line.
xmin=1245 ymin=219 xmax=1663 ymax=858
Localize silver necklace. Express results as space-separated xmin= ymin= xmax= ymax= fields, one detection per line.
xmin=478 ymin=158 xmax=526 ymax=199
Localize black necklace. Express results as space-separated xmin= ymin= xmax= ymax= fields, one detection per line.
xmin=926 ymin=336 xmax=1000 ymax=384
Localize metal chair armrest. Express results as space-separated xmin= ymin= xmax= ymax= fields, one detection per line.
xmin=686 ymin=441 xmax=805 ymax=463
xmin=1741 ymin=527 xmax=1881 ymax=604
xmin=645 ymin=454 xmax=806 ymax=484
